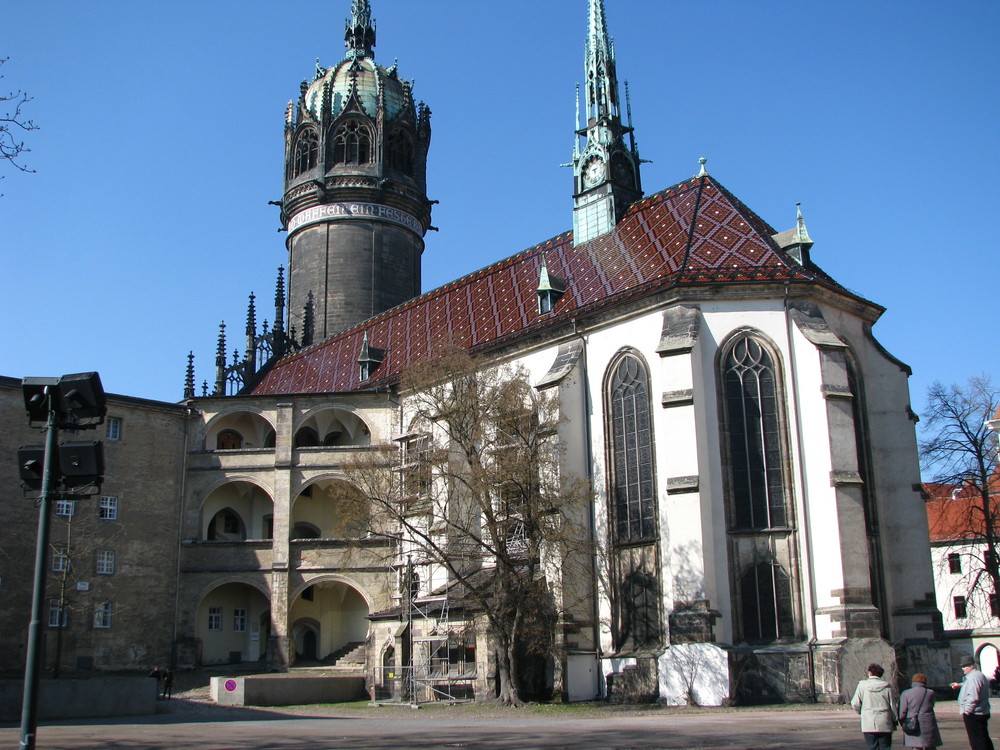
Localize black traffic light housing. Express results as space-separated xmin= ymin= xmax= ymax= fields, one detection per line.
xmin=22 ymin=372 xmax=106 ymax=428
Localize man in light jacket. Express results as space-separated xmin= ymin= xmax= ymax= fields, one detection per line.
xmin=852 ymin=663 xmax=897 ymax=750
xmin=951 ymin=656 xmax=995 ymax=750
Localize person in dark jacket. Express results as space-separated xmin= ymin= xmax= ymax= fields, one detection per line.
xmin=898 ymin=673 xmax=942 ymax=749
xmin=162 ymin=669 xmax=174 ymax=700
xmin=852 ymin=663 xmax=897 ymax=750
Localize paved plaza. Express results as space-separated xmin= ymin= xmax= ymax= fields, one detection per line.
xmin=1 ymin=697 xmax=994 ymax=750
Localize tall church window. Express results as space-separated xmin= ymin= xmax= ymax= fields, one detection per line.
xmin=739 ymin=561 xmax=794 ymax=641
xmin=331 ymin=121 xmax=373 ymax=166
xmin=609 ymin=354 xmax=656 ymax=543
xmin=387 ymin=129 xmax=414 ymax=174
xmin=720 ymin=332 xmax=799 ymax=644
xmin=723 ymin=336 xmax=786 ymax=529
xmin=606 ymin=352 xmax=661 ymax=651
xmin=292 ymin=128 xmax=318 ymax=176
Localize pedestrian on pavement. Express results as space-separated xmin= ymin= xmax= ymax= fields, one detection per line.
xmin=898 ymin=673 xmax=941 ymax=749
xmin=852 ymin=662 xmax=898 ymax=750
xmin=162 ymin=668 xmax=174 ymax=700
xmin=951 ymin=656 xmax=995 ymax=750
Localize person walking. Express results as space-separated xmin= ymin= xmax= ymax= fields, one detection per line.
xmin=162 ymin=668 xmax=174 ymax=700
xmin=852 ymin=663 xmax=898 ymax=750
xmin=898 ymin=673 xmax=941 ymax=749
xmin=951 ymin=656 xmax=995 ymax=750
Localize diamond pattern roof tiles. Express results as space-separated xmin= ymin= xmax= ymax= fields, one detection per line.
xmin=251 ymin=175 xmax=838 ymax=395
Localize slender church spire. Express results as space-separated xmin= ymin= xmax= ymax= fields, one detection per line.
xmin=345 ymin=0 xmax=376 ymax=59
xmin=572 ymin=0 xmax=642 ymax=246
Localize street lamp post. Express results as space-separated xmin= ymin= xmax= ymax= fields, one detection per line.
xmin=17 ymin=373 xmax=105 ymax=750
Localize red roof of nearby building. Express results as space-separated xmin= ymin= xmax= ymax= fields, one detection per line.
xmin=251 ymin=174 xmax=856 ymax=395
xmin=925 ymin=482 xmax=1000 ymax=543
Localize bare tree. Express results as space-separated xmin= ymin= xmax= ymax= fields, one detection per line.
xmin=1 ymin=57 xmax=38 ymax=189
xmin=921 ymin=376 xmax=1000 ymax=621
xmin=336 ymin=347 xmax=593 ymax=705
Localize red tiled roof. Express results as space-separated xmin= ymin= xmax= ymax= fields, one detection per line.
xmin=252 ymin=175 xmax=839 ymax=395
xmin=925 ymin=482 xmax=1000 ymax=542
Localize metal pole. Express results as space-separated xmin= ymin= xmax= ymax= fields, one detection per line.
xmin=20 ymin=389 xmax=59 ymax=750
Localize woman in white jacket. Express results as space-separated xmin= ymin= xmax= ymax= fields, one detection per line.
xmin=852 ymin=663 xmax=898 ymax=750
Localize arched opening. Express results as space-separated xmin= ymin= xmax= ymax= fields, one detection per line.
xmin=330 ymin=121 xmax=373 ymax=166
xmin=292 ymin=128 xmax=319 ymax=176
xmin=196 ymin=582 xmax=270 ymax=666
xmin=216 ymin=429 xmax=243 ymax=450
xmin=290 ymin=580 xmax=370 ymax=666
xmin=201 ymin=481 xmax=274 ymax=541
xmin=292 ymin=617 xmax=321 ymax=662
xmin=291 ymin=478 xmax=368 ymax=539
xmin=207 ymin=508 xmax=246 ymax=541
xmin=294 ymin=408 xmax=371 ymax=448
xmin=205 ymin=411 xmax=275 ymax=451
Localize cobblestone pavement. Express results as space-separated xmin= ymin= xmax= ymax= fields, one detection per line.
xmin=0 ymin=694 xmax=992 ymax=750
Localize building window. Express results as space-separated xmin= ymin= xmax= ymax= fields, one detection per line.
xmin=233 ymin=608 xmax=247 ymax=632
xmin=106 ymin=417 xmax=122 ymax=441
xmin=608 ymin=354 xmax=657 ymax=544
xmin=331 ymin=121 xmax=373 ymax=165
xmin=739 ymin=561 xmax=795 ymax=642
xmin=208 ymin=606 xmax=223 ymax=631
xmin=292 ymin=128 xmax=318 ymax=176
xmin=991 ymin=594 xmax=1000 ymax=618
xmin=55 ymin=500 xmax=75 ymax=517
xmin=96 ymin=549 xmax=115 ymax=575
xmin=48 ymin=599 xmax=67 ymax=628
xmin=619 ymin=555 xmax=661 ymax=649
xmin=52 ymin=547 xmax=69 ymax=573
xmin=216 ymin=429 xmax=243 ymax=450
xmin=94 ymin=602 xmax=113 ymax=629
xmin=954 ymin=596 xmax=968 ymax=619
xmin=399 ymin=434 xmax=431 ymax=497
xmin=387 ymin=129 xmax=414 ymax=174
xmin=949 ymin=553 xmax=962 ymax=574
xmin=99 ymin=496 xmax=119 ymax=520
xmin=724 ymin=336 xmax=787 ymax=529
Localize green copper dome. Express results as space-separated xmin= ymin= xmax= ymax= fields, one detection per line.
xmin=304 ymin=56 xmax=409 ymax=122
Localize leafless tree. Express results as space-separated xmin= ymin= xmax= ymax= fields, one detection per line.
xmin=336 ymin=347 xmax=594 ymax=705
xmin=921 ymin=376 xmax=1000 ymax=622
xmin=1 ymin=57 xmax=38 ymax=190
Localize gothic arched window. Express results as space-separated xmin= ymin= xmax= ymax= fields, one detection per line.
xmin=387 ymin=129 xmax=414 ymax=174
xmin=723 ymin=336 xmax=786 ymax=530
xmin=331 ymin=121 xmax=373 ymax=166
xmin=292 ymin=128 xmax=318 ymax=176
xmin=739 ymin=561 xmax=795 ymax=642
xmin=609 ymin=354 xmax=656 ymax=543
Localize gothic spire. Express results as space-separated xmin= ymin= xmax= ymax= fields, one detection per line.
xmin=584 ymin=0 xmax=619 ymax=123
xmin=184 ymin=352 xmax=195 ymax=400
xmin=345 ymin=0 xmax=376 ymax=60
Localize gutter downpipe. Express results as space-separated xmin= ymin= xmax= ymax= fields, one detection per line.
xmin=783 ymin=282 xmax=819 ymax=701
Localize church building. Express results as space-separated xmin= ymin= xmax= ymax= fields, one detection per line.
xmin=2 ymin=0 xmax=948 ymax=705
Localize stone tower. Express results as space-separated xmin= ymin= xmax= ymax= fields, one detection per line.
xmin=280 ymin=0 xmax=432 ymax=343
xmin=572 ymin=0 xmax=642 ymax=246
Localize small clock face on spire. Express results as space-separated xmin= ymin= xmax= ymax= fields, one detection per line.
xmin=583 ymin=155 xmax=606 ymax=187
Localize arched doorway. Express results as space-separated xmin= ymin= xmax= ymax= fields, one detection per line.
xmin=289 ymin=580 xmax=370 ymax=666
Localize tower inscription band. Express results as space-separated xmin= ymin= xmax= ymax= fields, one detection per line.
xmin=287 ymin=202 xmax=422 ymax=236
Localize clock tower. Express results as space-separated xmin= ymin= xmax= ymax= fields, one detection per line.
xmin=572 ymin=0 xmax=642 ymax=246
xmin=280 ymin=0 xmax=432 ymax=342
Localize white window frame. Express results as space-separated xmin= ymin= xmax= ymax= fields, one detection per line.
xmin=96 ymin=549 xmax=115 ymax=575
xmin=52 ymin=547 xmax=69 ymax=573
xmin=99 ymin=496 xmax=119 ymax=520
xmin=233 ymin=608 xmax=247 ymax=632
xmin=106 ymin=417 xmax=122 ymax=441
xmin=54 ymin=500 xmax=75 ymax=517
xmin=208 ymin=606 xmax=223 ymax=631
xmin=48 ymin=599 xmax=67 ymax=628
xmin=94 ymin=602 xmax=113 ymax=629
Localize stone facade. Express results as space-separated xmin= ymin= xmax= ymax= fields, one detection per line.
xmin=0 ymin=377 xmax=187 ymax=674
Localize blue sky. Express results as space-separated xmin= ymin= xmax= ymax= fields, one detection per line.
xmin=2 ymin=1 xmax=998 ymax=422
